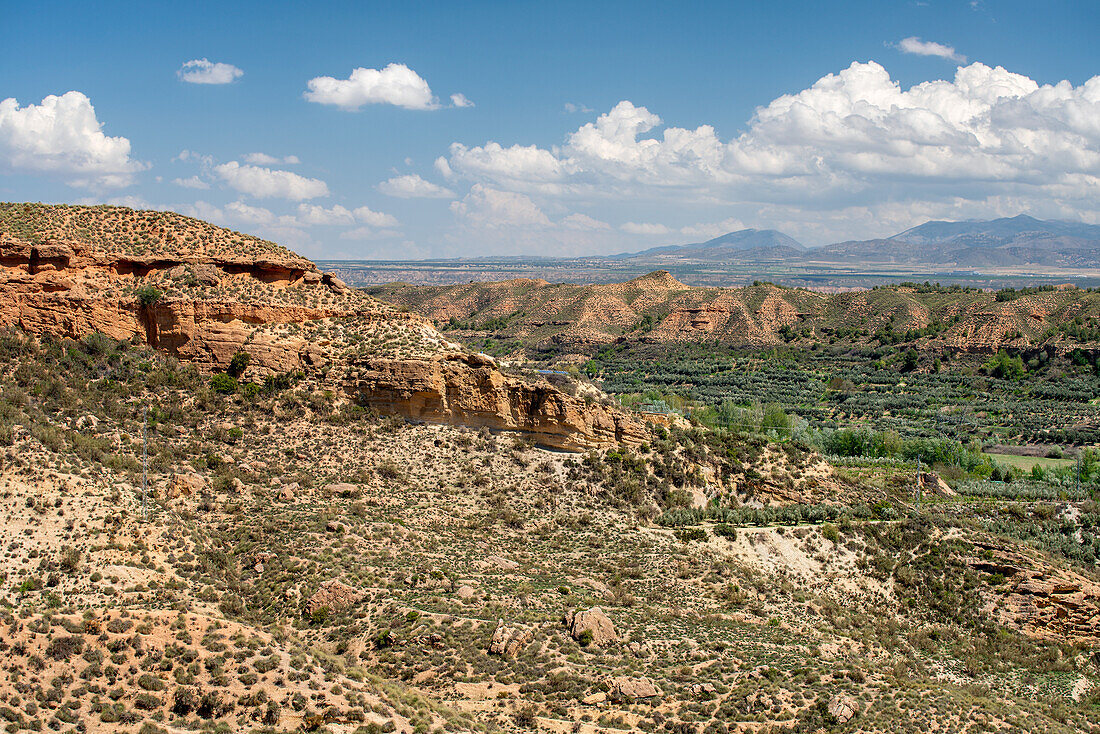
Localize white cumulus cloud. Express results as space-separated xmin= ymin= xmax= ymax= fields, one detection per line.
xmin=172 ymin=175 xmax=209 ymax=189
xmin=297 ymin=203 xmax=399 ymax=228
xmin=0 ymin=91 xmax=145 ymax=188
xmin=353 ymin=205 xmax=400 ymax=228
xmin=304 ymin=63 xmax=440 ymax=110
xmin=243 ymin=152 xmax=299 ymax=165
xmin=377 ymin=173 xmax=455 ymax=199
xmin=896 ymin=37 xmax=967 ymax=63
xmin=450 ymin=93 xmax=474 ymax=108
xmin=177 ymin=58 xmax=244 ymax=85
xmin=561 ymin=213 xmax=610 ymax=230
xmin=447 ymin=141 xmax=568 ymax=187
xmin=213 ymin=161 xmax=329 ymax=200
xmin=441 ymin=61 xmax=1100 ymax=228
xmin=621 ymin=222 xmax=670 ymax=235
xmin=297 ymin=203 xmax=357 ymax=226
xmin=450 ymin=184 xmax=551 ymax=228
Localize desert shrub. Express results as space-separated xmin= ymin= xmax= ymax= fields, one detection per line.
xmin=172 ymin=687 xmax=198 ymax=716
xmin=674 ymin=527 xmax=708 ymax=543
xmin=227 ymin=351 xmax=250 ymax=378
xmin=46 ymin=635 xmax=83 ymax=660
xmin=136 ymin=285 xmax=163 ymax=307
xmin=713 ymin=524 xmax=737 ymax=540
xmin=137 ymin=673 xmax=165 ymax=691
xmin=133 ymin=693 xmax=161 ymax=710
xmin=210 ymin=373 xmax=237 ymax=395
xmin=59 ymin=545 xmax=81 ymax=573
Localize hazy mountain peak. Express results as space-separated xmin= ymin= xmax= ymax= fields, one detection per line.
xmin=700 ymin=228 xmax=806 ymax=251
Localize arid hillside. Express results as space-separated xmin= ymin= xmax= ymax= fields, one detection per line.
xmin=368 ymin=274 xmax=1100 ymax=356
xmin=0 ymin=203 xmax=648 ymax=451
xmin=1 ymin=204 xmax=1099 ymax=734
xmin=0 ymin=329 xmax=1098 ymax=734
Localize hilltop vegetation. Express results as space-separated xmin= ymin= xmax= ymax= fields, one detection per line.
xmin=0 ymin=202 xmax=308 ymax=265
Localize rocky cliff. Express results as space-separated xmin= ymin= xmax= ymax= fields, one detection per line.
xmin=350 ymin=352 xmax=647 ymax=451
xmin=0 ymin=203 xmax=645 ymax=451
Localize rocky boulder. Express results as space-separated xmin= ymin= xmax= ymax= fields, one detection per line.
xmin=168 ymin=473 xmax=205 ymax=498
xmin=488 ymin=621 xmax=533 ymax=657
xmin=568 ymin=607 xmax=617 ymax=646
xmin=306 ymin=580 xmax=360 ymax=617
xmin=608 ymin=676 xmax=658 ymax=700
xmin=827 ymin=693 xmax=859 ymax=724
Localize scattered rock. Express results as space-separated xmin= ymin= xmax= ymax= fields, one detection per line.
xmin=919 ymin=471 xmax=956 ymax=497
xmin=581 ymin=692 xmax=606 ymax=705
xmin=691 ymin=682 xmax=716 ymax=696
xmin=568 ymin=606 xmax=617 ymax=646
xmin=608 ymin=676 xmax=658 ymax=700
xmin=279 ymin=482 xmax=299 ymax=501
xmin=827 ymin=693 xmax=859 ymax=724
xmin=488 ymin=621 xmax=533 ymax=657
xmin=324 ymin=482 xmax=358 ymax=495
xmin=169 ymin=473 xmax=205 ymax=498
xmin=455 ymin=585 xmax=476 ymax=600
xmin=325 ymin=520 xmax=343 ymax=532
xmin=252 ymin=552 xmax=275 ymax=574
xmin=306 ymin=580 xmax=360 ymax=616
xmin=1072 ymin=677 xmax=1093 ymax=702
xmin=75 ymin=414 xmax=98 ymax=432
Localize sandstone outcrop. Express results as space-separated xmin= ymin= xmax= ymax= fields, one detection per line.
xmin=168 ymin=473 xmax=205 ymax=498
xmin=488 ymin=621 xmax=533 ymax=656
xmin=608 ymin=676 xmax=658 ymax=700
xmin=306 ymin=580 xmax=361 ymax=616
xmin=567 ymin=607 xmax=617 ymax=646
xmin=972 ymin=543 xmax=1100 ymax=644
xmin=827 ymin=693 xmax=859 ymax=724
xmin=351 ymin=354 xmax=647 ymax=451
xmin=0 ymin=204 xmax=647 ymax=451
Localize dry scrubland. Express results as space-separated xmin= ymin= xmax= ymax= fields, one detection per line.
xmin=0 ymin=204 xmax=1097 ymax=734
xmin=0 ymin=333 xmax=1097 ymax=734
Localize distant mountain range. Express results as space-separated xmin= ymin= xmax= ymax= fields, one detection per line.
xmin=614 ymin=215 xmax=1100 ymax=268
xmin=612 ymin=229 xmax=806 ymax=262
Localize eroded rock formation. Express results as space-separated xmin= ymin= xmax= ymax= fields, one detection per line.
xmin=0 ymin=204 xmax=645 ymax=451
xmin=350 ymin=353 xmax=646 ymax=451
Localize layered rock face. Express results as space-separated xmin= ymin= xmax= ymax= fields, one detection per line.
xmin=0 ymin=204 xmax=644 ymax=451
xmin=0 ymin=230 xmax=360 ymax=373
xmin=350 ymin=353 xmax=646 ymax=451
xmin=974 ymin=544 xmax=1100 ymax=644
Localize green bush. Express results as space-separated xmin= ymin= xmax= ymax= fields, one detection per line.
xmin=227 ymin=351 xmax=250 ymax=378
xmin=210 ymin=373 xmax=237 ymax=395
xmin=713 ymin=524 xmax=737 ymax=540
xmin=136 ymin=284 xmax=163 ymax=307
xmin=674 ymin=527 xmax=708 ymax=543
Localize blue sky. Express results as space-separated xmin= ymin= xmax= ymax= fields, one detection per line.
xmin=2 ymin=0 xmax=1098 ymax=258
